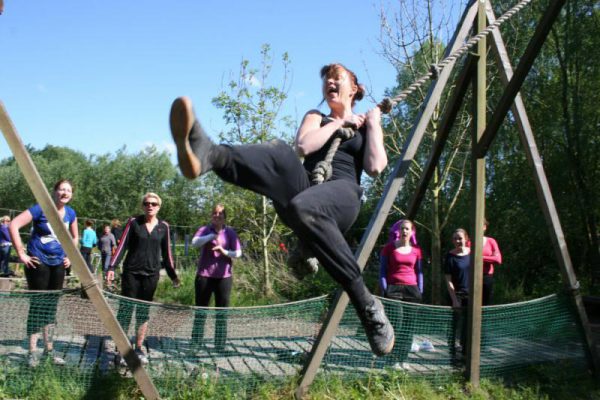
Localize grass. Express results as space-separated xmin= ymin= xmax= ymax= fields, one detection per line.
xmin=0 ymin=361 xmax=598 ymax=400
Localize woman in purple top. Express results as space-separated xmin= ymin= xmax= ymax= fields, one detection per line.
xmin=0 ymin=215 xmax=14 ymax=276
xmin=9 ymin=179 xmax=79 ymax=366
xmin=190 ymin=204 xmax=241 ymax=350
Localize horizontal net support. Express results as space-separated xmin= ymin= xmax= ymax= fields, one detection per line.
xmin=0 ymin=290 xmax=590 ymax=398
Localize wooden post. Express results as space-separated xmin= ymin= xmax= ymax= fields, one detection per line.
xmin=466 ymin=0 xmax=487 ymax=386
xmin=486 ymin=3 xmax=600 ymax=375
xmin=294 ymin=3 xmax=480 ymax=398
xmin=475 ymin=0 xmax=567 ymax=157
xmin=0 ymin=103 xmax=161 ymax=400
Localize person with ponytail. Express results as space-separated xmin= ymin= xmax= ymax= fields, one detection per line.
xmin=444 ymin=228 xmax=471 ymax=363
xmin=379 ymin=219 xmax=423 ymax=365
xmin=169 ymin=63 xmax=394 ymax=357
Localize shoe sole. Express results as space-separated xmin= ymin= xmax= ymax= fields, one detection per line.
xmin=382 ymin=334 xmax=395 ymax=356
xmin=170 ymin=96 xmax=201 ymax=179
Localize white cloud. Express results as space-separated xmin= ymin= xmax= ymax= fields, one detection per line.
xmin=246 ymin=75 xmax=261 ymax=88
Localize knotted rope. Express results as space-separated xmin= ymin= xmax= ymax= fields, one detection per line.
xmin=311 ymin=0 xmax=534 ymax=184
xmin=311 ymin=118 xmax=357 ymax=184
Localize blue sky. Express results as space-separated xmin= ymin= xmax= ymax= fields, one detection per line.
xmin=0 ymin=0 xmax=404 ymax=163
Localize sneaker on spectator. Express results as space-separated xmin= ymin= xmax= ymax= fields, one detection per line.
xmin=27 ymin=352 xmax=40 ymax=368
xmin=114 ymin=353 xmax=127 ymax=368
xmin=135 ymin=348 xmax=149 ymax=365
xmin=42 ymin=350 xmax=66 ymax=366
xmin=52 ymin=355 xmax=66 ymax=365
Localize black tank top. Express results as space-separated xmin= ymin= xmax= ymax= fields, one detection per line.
xmin=303 ymin=115 xmax=366 ymax=185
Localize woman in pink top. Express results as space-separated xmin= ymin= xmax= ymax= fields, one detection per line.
xmin=379 ymin=219 xmax=423 ymax=364
xmin=482 ymin=218 xmax=502 ymax=305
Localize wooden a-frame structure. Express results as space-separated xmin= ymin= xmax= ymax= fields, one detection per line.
xmin=295 ymin=0 xmax=599 ymax=397
xmin=1 ymin=1 xmax=598 ymax=399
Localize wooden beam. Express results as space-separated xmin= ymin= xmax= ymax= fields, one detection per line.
xmin=406 ymin=56 xmax=476 ymax=218
xmin=466 ymin=0 xmax=487 ymax=386
xmin=486 ymin=3 xmax=600 ymax=375
xmin=0 ymin=103 xmax=161 ymax=400
xmin=295 ymin=2 xmax=480 ymax=398
xmin=475 ymin=0 xmax=566 ymax=157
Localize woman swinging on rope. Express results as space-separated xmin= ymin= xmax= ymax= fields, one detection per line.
xmin=169 ymin=63 xmax=394 ymax=356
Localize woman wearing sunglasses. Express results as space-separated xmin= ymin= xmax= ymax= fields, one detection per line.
xmin=107 ymin=192 xmax=180 ymax=365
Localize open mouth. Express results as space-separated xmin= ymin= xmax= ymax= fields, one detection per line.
xmin=327 ymin=86 xmax=338 ymax=95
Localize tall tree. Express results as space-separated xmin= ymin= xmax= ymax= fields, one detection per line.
xmin=211 ymin=45 xmax=294 ymax=296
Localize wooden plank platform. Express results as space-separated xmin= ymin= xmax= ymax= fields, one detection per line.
xmin=0 ymin=329 xmax=587 ymax=380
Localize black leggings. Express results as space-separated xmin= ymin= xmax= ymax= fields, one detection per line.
xmin=482 ymin=274 xmax=494 ymax=306
xmin=24 ymin=263 xmax=65 ymax=335
xmin=214 ymin=141 xmax=371 ymax=309
xmin=386 ymin=284 xmax=422 ymax=361
xmin=191 ymin=276 xmax=232 ymax=347
xmin=116 ymin=272 xmax=159 ymax=332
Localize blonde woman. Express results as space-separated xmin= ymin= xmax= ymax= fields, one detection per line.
xmin=108 ymin=192 xmax=179 ymax=365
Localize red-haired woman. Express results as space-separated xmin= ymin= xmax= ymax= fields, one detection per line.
xmin=169 ymin=63 xmax=393 ymax=356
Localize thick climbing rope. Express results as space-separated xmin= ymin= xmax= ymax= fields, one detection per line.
xmin=311 ymin=0 xmax=534 ymax=184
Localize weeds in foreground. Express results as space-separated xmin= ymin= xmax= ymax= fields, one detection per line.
xmin=0 ymin=361 xmax=598 ymax=400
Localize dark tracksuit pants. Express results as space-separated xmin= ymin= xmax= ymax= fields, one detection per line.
xmin=191 ymin=276 xmax=232 ymax=348
xmin=213 ymin=140 xmax=372 ymax=310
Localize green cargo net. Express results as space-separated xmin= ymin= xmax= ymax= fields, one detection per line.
xmin=0 ymin=291 xmax=590 ymax=398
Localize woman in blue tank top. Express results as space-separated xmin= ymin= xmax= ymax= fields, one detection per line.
xmin=9 ymin=179 xmax=79 ymax=367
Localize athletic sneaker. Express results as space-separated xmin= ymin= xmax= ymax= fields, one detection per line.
xmin=27 ymin=352 xmax=39 ymax=368
xmin=170 ymin=96 xmax=216 ymax=179
xmin=114 ymin=352 xmax=127 ymax=368
xmin=287 ymin=243 xmax=319 ymax=280
xmin=43 ymin=350 xmax=66 ymax=366
xmin=357 ymin=297 xmax=395 ymax=356
xmin=135 ymin=348 xmax=149 ymax=365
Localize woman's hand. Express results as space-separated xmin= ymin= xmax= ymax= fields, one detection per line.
xmin=172 ymin=277 xmax=181 ymax=288
xmin=365 ymin=106 xmax=382 ymax=128
xmin=212 ymin=245 xmax=228 ymax=257
xmin=20 ymin=253 xmax=40 ymax=269
xmin=106 ymin=270 xmax=115 ymax=284
xmin=344 ymin=113 xmax=366 ymax=129
xmin=63 ymin=257 xmax=71 ymax=268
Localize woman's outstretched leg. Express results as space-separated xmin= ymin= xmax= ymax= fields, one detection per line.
xmin=170 ymin=97 xmax=309 ymax=206
xmin=283 ymin=181 xmax=395 ymax=356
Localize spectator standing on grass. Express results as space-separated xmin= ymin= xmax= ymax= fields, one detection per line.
xmin=98 ymin=225 xmax=116 ymax=282
xmin=108 ymin=192 xmax=180 ymax=365
xmin=9 ymin=179 xmax=79 ymax=367
xmin=190 ymin=204 xmax=242 ymax=351
xmin=80 ymin=219 xmax=97 ymax=273
xmin=0 ymin=215 xmax=14 ymax=277
xmin=481 ymin=218 xmax=502 ymax=305
xmin=379 ymin=219 xmax=423 ymax=366
xmin=444 ymin=228 xmax=470 ymax=363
